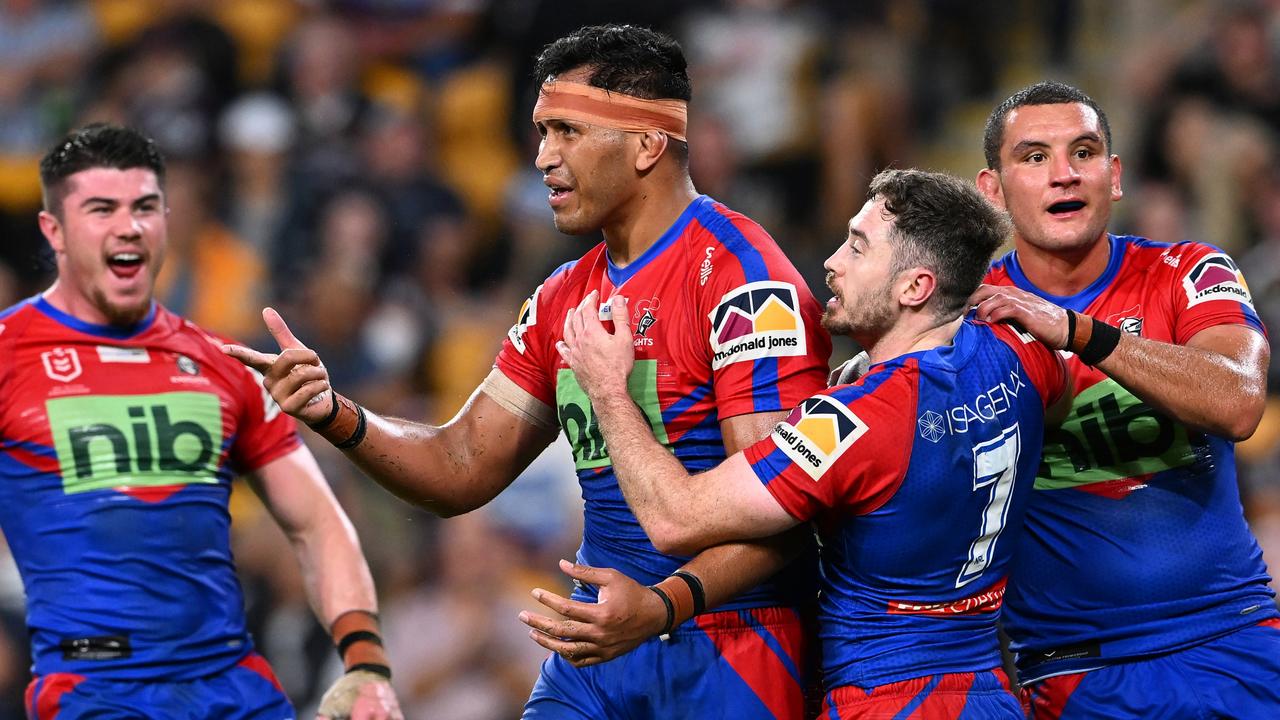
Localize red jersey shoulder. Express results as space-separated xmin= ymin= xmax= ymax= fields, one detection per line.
xmin=1158 ymin=241 xmax=1255 ymax=311
xmin=986 ymin=321 xmax=1066 ymax=409
xmin=752 ymin=362 xmax=918 ymax=518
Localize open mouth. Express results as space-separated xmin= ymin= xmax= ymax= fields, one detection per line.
xmin=107 ymin=252 xmax=145 ymax=279
xmin=1048 ymin=200 xmax=1086 ymax=215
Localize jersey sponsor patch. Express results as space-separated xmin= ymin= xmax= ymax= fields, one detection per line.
xmin=45 ymin=391 xmax=224 ymax=494
xmin=96 ymin=346 xmax=151 ymax=363
xmin=508 ymin=284 xmax=542 ymax=354
xmin=771 ymin=395 xmax=866 ymax=480
xmin=1182 ymin=253 xmax=1254 ymax=308
xmin=708 ymin=281 xmax=807 ymax=369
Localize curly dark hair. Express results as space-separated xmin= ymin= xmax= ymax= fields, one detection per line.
xmin=533 ymin=24 xmax=691 ymax=162
xmin=869 ymin=169 xmax=1011 ymax=317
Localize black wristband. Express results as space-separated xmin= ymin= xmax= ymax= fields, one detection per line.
xmin=671 ymin=571 xmax=706 ymax=616
xmin=347 ymin=662 xmax=392 ymax=679
xmin=307 ymin=391 xmax=341 ymax=430
xmin=1078 ymin=318 xmax=1121 ymax=366
xmin=648 ymin=584 xmax=675 ymax=636
xmin=336 ymin=630 xmax=383 ymax=660
xmin=335 ymin=404 xmax=368 ymax=449
xmin=1064 ymin=309 xmax=1077 ymax=351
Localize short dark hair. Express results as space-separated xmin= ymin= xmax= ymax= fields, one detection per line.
xmin=982 ymin=81 xmax=1112 ymax=170
xmin=533 ymin=24 xmax=691 ymax=163
xmin=869 ymin=169 xmax=1010 ymax=317
xmin=40 ymin=123 xmax=167 ymax=217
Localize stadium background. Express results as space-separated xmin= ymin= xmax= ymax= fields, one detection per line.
xmin=1 ymin=0 xmax=1278 ymax=717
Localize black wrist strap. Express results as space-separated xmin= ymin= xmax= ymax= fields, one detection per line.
xmin=1064 ymin=309 xmax=1077 ymax=351
xmin=347 ymin=662 xmax=392 ymax=679
xmin=337 ymin=630 xmax=383 ymax=659
xmin=1078 ymin=318 xmax=1121 ymax=366
xmin=671 ymin=571 xmax=706 ymax=616
xmin=648 ymin=584 xmax=675 ymax=637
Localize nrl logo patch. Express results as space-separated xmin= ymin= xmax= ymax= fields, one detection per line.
xmin=772 ymin=395 xmax=867 ymax=481
xmin=1182 ymin=253 xmax=1254 ymax=309
xmin=42 ymin=347 xmax=83 ymax=382
xmin=708 ymin=281 xmax=806 ymax=369
xmin=508 ymin=284 xmax=543 ymax=354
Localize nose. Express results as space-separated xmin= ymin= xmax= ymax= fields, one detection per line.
xmin=535 ymin=135 xmax=559 ymax=174
xmin=1049 ymin=152 xmax=1081 ymax=188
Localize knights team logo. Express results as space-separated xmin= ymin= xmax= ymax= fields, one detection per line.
xmin=508 ymin=284 xmax=543 ymax=354
xmin=1104 ymin=304 xmax=1143 ymax=336
xmin=772 ymin=395 xmax=867 ymax=481
xmin=633 ymin=297 xmax=660 ymax=337
xmin=42 ymin=347 xmax=83 ymax=383
xmin=708 ymin=281 xmax=806 ymax=369
xmin=176 ymin=355 xmax=199 ymax=375
xmin=1183 ymin=254 xmax=1254 ymax=309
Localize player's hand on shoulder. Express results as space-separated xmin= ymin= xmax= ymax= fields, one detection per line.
xmin=828 ymin=351 xmax=871 ymax=387
xmin=557 ymin=292 xmax=636 ymax=398
xmin=315 ymin=669 xmax=403 ymax=720
xmin=970 ymin=284 xmax=1070 ymax=350
xmin=518 ymin=559 xmax=667 ymax=667
xmin=221 ymin=307 xmax=334 ymax=424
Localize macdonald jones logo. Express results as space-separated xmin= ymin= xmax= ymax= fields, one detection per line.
xmin=772 ymin=395 xmax=867 ymax=481
xmin=708 ymin=281 xmax=806 ymax=369
xmin=1182 ymin=253 xmax=1254 ymax=309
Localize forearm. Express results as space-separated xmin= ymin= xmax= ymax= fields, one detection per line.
xmin=310 ymin=388 xmax=546 ymax=516
xmin=289 ymin=513 xmax=378 ymax=625
xmin=592 ymin=390 xmax=703 ymax=541
xmin=672 ymin=528 xmax=810 ymax=613
xmin=1096 ymin=331 xmax=1267 ymax=439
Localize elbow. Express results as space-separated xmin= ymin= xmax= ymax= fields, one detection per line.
xmin=413 ymin=496 xmax=484 ymax=519
xmin=646 ymin=520 xmax=708 ymax=556
xmin=1219 ymin=394 xmax=1266 ymax=442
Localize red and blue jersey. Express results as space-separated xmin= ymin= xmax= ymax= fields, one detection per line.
xmin=495 ymin=195 xmax=831 ymax=610
xmin=0 ymin=297 xmax=300 ymax=681
xmin=986 ymin=234 xmax=1277 ymax=682
xmin=744 ymin=320 xmax=1066 ymax=690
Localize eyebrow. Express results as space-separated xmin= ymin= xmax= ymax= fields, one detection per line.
xmin=1009 ymin=132 xmax=1104 ymax=158
xmin=848 ymin=226 xmax=869 ymax=246
xmin=79 ymin=193 xmax=161 ymax=208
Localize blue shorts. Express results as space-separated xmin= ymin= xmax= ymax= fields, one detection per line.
xmin=524 ymin=606 xmax=811 ymax=719
xmin=822 ymin=668 xmax=1022 ymax=719
xmin=23 ymin=652 xmax=293 ymax=719
xmin=1022 ymin=618 xmax=1280 ymax=719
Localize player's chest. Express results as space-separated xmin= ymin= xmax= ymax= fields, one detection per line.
xmin=5 ymin=339 xmax=236 ymax=448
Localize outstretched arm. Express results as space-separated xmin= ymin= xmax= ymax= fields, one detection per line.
xmin=972 ymin=284 xmax=1268 ymax=440
xmin=251 ymin=446 xmax=402 ymax=720
xmin=224 ymin=308 xmax=559 ymax=516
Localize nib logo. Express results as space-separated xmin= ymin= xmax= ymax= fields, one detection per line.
xmin=708 ymin=281 xmax=806 ymax=369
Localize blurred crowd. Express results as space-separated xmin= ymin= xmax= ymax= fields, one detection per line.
xmin=0 ymin=0 xmax=1278 ymax=716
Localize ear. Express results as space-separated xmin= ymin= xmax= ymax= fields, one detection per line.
xmin=38 ymin=210 xmax=65 ymax=254
xmin=635 ymin=130 xmax=669 ymax=172
xmin=1108 ymin=154 xmax=1124 ymax=202
xmin=975 ymin=168 xmax=1006 ymax=210
xmin=898 ymin=267 xmax=938 ymax=310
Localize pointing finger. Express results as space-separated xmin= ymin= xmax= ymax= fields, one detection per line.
xmin=263 ymin=307 xmax=306 ymax=351
xmin=222 ymin=343 xmax=278 ymax=373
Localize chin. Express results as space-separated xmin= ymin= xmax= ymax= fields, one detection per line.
xmin=97 ymin=292 xmax=152 ymax=327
